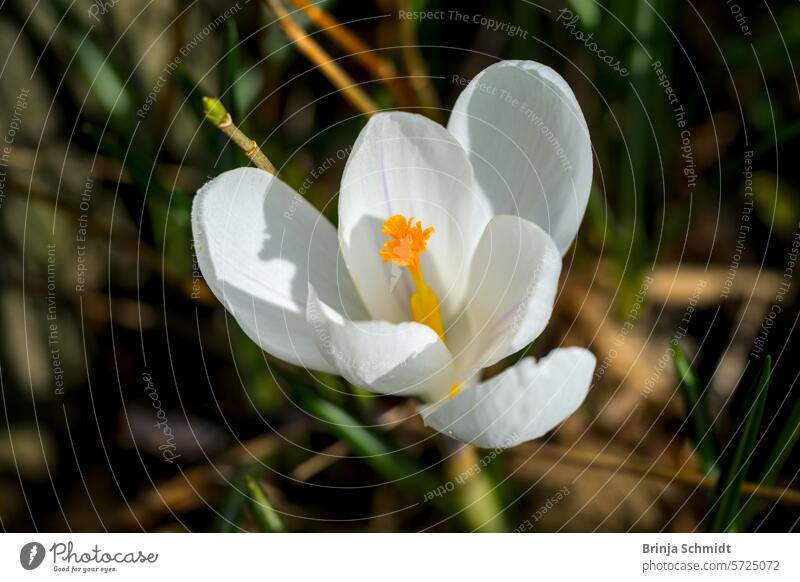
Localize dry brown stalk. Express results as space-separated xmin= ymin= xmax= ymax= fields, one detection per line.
xmin=266 ymin=0 xmax=380 ymax=116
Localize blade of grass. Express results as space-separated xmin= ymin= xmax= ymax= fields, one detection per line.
xmin=245 ymin=475 xmax=287 ymax=532
xmin=293 ymin=384 xmax=460 ymax=520
xmin=297 ymin=388 xmax=433 ymax=486
xmin=672 ymin=343 xmax=721 ymax=475
xmin=50 ymin=0 xmax=139 ymax=131
xmin=708 ymin=356 xmax=772 ymax=532
xmin=214 ymin=472 xmax=247 ymax=532
xmin=214 ymin=433 xmax=296 ymax=532
xmin=737 ymin=383 xmax=800 ymax=529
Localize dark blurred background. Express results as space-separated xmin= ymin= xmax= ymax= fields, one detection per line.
xmin=0 ymin=0 xmax=798 ymax=532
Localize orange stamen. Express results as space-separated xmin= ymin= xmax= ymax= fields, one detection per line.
xmin=379 ymin=214 xmax=435 ymax=268
xmin=379 ymin=214 xmax=445 ymax=342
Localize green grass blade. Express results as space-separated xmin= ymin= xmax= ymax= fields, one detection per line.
xmin=214 ymin=473 xmax=247 ymax=532
xmin=737 ymin=381 xmax=800 ymax=529
xmin=672 ymin=343 xmax=721 ymax=475
xmin=294 ymin=385 xmax=459 ymax=518
xmin=298 ymin=389 xmax=434 ymax=486
xmin=50 ymin=0 xmax=139 ymax=129
xmin=245 ymin=475 xmax=286 ymax=532
xmin=709 ymin=356 xmax=772 ymax=532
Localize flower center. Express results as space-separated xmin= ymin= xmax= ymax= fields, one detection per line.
xmin=379 ymin=214 xmax=446 ymax=342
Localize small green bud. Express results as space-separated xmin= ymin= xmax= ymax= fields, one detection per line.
xmin=202 ymin=96 xmax=228 ymax=126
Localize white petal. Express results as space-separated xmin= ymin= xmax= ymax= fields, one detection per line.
xmin=307 ymin=286 xmax=455 ymax=400
xmin=422 ymin=348 xmax=595 ymax=448
xmin=449 ymin=215 xmax=561 ymax=371
xmin=447 ymin=60 xmax=593 ymax=255
xmin=192 ymin=167 xmax=367 ymax=373
xmin=339 ymin=111 xmax=493 ymax=324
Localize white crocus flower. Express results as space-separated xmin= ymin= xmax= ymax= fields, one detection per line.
xmin=192 ymin=60 xmax=595 ymax=448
